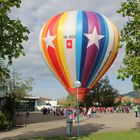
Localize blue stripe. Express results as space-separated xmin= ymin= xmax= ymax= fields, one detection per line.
xmin=79 ymin=11 xmax=88 ymax=81
xmin=87 ymin=13 xmax=109 ymax=86
xmin=76 ymin=11 xmax=83 ymax=81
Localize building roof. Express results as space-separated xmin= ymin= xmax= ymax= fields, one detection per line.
xmin=24 ymin=96 xmax=40 ymax=100
xmin=114 ymin=95 xmax=140 ymax=104
xmin=114 ymin=96 xmax=122 ymax=103
xmin=121 ymin=96 xmax=134 ymax=102
xmin=38 ymin=97 xmax=52 ymax=101
xmin=0 ymin=95 xmax=53 ymax=101
xmin=132 ymin=98 xmax=140 ymax=104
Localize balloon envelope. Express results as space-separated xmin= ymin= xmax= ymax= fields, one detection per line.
xmin=40 ymin=10 xmax=119 ymax=102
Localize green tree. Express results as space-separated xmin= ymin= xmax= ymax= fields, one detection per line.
xmin=67 ymin=94 xmax=77 ymax=107
xmin=62 ymin=94 xmax=77 ymax=108
xmin=1 ymin=72 xmax=33 ymax=126
xmin=0 ymin=112 xmax=11 ymax=130
xmin=83 ymin=76 xmax=119 ymax=107
xmin=117 ymin=0 xmax=140 ymax=90
xmin=122 ymin=99 xmax=131 ymax=106
xmin=100 ymin=77 xmax=119 ymax=107
xmin=0 ymin=0 xmax=29 ymax=78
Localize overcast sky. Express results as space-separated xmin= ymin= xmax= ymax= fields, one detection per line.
xmin=11 ymin=0 xmax=133 ymax=99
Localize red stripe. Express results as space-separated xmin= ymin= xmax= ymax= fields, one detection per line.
xmin=48 ymin=14 xmax=69 ymax=87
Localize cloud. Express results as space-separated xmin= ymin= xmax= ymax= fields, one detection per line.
xmin=10 ymin=0 xmax=132 ymax=98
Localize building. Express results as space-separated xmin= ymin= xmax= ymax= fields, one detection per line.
xmin=0 ymin=93 xmax=59 ymax=112
xmin=16 ymin=96 xmax=40 ymax=112
xmin=16 ymin=96 xmax=58 ymax=111
xmin=36 ymin=97 xmax=58 ymax=110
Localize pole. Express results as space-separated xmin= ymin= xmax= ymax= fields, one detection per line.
xmin=73 ymin=81 xmax=81 ymax=137
xmin=76 ymin=87 xmax=80 ymax=137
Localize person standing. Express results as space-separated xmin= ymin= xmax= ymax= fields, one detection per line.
xmin=138 ymin=104 xmax=140 ymax=118
xmin=133 ymin=105 xmax=138 ymax=118
xmin=92 ymin=106 xmax=97 ymax=118
xmin=66 ymin=109 xmax=73 ymax=135
xmin=25 ymin=111 xmax=30 ymax=127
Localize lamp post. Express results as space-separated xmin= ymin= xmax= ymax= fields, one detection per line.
xmin=73 ymin=81 xmax=81 ymax=137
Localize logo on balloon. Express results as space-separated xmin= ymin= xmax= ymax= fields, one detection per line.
xmin=63 ymin=35 xmax=76 ymax=39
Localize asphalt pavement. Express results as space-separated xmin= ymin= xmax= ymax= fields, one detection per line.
xmin=0 ymin=111 xmax=140 ymax=140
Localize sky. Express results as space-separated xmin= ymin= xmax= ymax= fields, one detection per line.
xmin=11 ymin=0 xmax=133 ymax=99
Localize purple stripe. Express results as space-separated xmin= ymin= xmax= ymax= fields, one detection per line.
xmin=81 ymin=11 xmax=100 ymax=87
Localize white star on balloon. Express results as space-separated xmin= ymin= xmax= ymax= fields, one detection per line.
xmin=84 ymin=27 xmax=104 ymax=49
xmin=43 ymin=30 xmax=56 ymax=49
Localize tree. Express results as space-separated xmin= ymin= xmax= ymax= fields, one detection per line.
xmin=117 ymin=0 xmax=140 ymax=90
xmin=58 ymin=94 xmax=77 ymax=108
xmin=1 ymin=72 xmax=33 ymax=125
xmin=66 ymin=94 xmax=77 ymax=107
xmin=0 ymin=0 xmax=29 ymax=78
xmin=122 ymin=99 xmax=131 ymax=106
xmin=100 ymin=77 xmax=119 ymax=107
xmin=83 ymin=76 xmax=119 ymax=107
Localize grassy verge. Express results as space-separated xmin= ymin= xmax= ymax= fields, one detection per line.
xmin=78 ymin=129 xmax=140 ymax=140
xmin=20 ymin=129 xmax=140 ymax=140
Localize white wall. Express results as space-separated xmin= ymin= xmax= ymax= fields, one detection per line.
xmin=46 ymin=100 xmax=57 ymax=106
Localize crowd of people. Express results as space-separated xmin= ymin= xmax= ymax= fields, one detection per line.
xmin=42 ymin=105 xmax=140 ymax=119
xmin=63 ymin=105 xmax=132 ymax=120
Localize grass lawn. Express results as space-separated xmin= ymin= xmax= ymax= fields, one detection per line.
xmin=21 ymin=129 xmax=140 ymax=140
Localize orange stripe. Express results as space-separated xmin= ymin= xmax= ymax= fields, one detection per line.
xmin=48 ymin=13 xmax=69 ymax=88
xmin=41 ymin=15 xmax=67 ymax=88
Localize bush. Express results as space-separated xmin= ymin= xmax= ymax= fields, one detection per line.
xmin=0 ymin=112 xmax=11 ymax=130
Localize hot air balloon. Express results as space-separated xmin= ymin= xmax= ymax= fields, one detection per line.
xmin=39 ymin=10 xmax=119 ymax=102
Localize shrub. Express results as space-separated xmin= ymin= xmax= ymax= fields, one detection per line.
xmin=0 ymin=112 xmax=11 ymax=130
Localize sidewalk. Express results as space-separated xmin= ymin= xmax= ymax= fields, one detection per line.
xmin=0 ymin=112 xmax=140 ymax=140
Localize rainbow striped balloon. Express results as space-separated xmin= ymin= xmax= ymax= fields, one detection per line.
xmin=39 ymin=10 xmax=119 ymax=101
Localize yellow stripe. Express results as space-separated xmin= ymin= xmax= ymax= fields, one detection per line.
xmin=110 ymin=21 xmax=119 ymax=54
xmin=41 ymin=19 xmax=67 ymax=88
xmin=90 ymin=21 xmax=119 ymax=88
xmin=54 ymin=14 xmax=71 ymax=88
xmin=57 ymin=12 xmax=72 ymax=87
